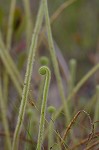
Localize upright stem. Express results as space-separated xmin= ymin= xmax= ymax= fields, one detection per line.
xmin=44 ymin=0 xmax=71 ymax=125
xmin=0 ymin=78 xmax=11 ymax=150
xmin=69 ymin=59 xmax=77 ymax=94
xmin=36 ymin=66 xmax=51 ymax=150
xmin=94 ymin=85 xmax=99 ymax=129
xmin=6 ymin=0 xmax=16 ymax=51
xmin=48 ymin=106 xmax=56 ymax=150
xmin=23 ymin=0 xmax=33 ymax=48
xmin=12 ymin=1 xmax=44 ymax=149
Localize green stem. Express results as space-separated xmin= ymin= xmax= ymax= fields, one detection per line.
xmin=36 ymin=66 xmax=51 ymax=150
xmin=37 ymin=56 xmax=49 ymax=109
xmin=37 ymin=78 xmax=45 ymax=109
xmin=23 ymin=0 xmax=33 ymax=48
xmin=6 ymin=0 xmax=16 ymax=50
xmin=44 ymin=0 xmax=71 ymax=126
xmin=94 ymin=85 xmax=99 ymax=129
xmin=25 ymin=108 xmax=36 ymax=150
xmin=0 ymin=78 xmax=11 ymax=150
xmin=69 ymin=59 xmax=77 ymax=94
xmin=68 ymin=59 xmax=77 ymax=114
xmin=12 ymin=1 xmax=44 ymax=149
xmin=48 ymin=106 xmax=56 ymax=150
xmin=3 ymin=71 xmax=9 ymax=105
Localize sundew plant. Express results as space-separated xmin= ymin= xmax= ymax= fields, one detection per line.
xmin=0 ymin=0 xmax=99 ymax=150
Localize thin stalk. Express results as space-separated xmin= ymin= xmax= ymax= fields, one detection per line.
xmin=48 ymin=106 xmax=56 ymax=150
xmin=6 ymin=0 xmax=16 ymax=50
xmin=12 ymin=1 xmax=44 ymax=149
xmin=94 ymin=85 xmax=99 ymax=129
xmin=37 ymin=56 xmax=49 ymax=109
xmin=37 ymin=78 xmax=45 ymax=110
xmin=23 ymin=0 xmax=33 ymax=48
xmin=36 ymin=66 xmax=51 ymax=150
xmin=69 ymin=59 xmax=77 ymax=94
xmin=44 ymin=0 xmax=71 ymax=125
xmin=48 ymin=118 xmax=54 ymax=150
xmin=3 ymin=71 xmax=9 ymax=104
xmin=68 ymin=59 xmax=77 ymax=113
xmin=0 ymin=78 xmax=11 ymax=150
xmin=25 ymin=108 xmax=36 ymax=150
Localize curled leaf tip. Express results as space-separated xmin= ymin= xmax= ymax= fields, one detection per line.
xmin=39 ymin=66 xmax=50 ymax=75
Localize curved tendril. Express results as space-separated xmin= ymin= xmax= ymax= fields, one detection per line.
xmin=36 ymin=66 xmax=51 ymax=150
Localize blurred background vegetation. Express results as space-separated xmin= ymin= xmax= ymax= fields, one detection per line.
xmin=0 ymin=0 xmax=99 ymax=78
xmin=0 ymin=0 xmax=99 ymax=149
